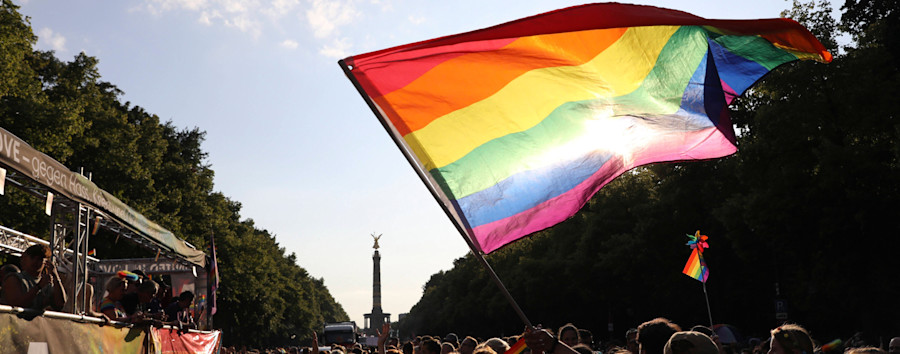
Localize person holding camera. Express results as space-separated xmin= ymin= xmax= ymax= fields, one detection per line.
xmin=0 ymin=244 xmax=66 ymax=310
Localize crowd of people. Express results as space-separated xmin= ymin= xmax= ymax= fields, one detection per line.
xmin=219 ymin=318 xmax=900 ymax=354
xmin=0 ymin=244 xmax=199 ymax=329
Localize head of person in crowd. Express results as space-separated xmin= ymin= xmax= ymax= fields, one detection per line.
xmin=444 ymin=333 xmax=460 ymax=349
xmin=390 ymin=337 xmax=400 ymax=348
xmin=402 ymin=341 xmax=414 ymax=354
xmin=105 ymin=277 xmax=128 ymax=301
xmin=627 ymin=329 xmax=640 ymax=354
xmin=559 ymin=323 xmax=581 ymax=348
xmin=472 ymin=347 xmax=496 ymax=354
xmin=846 ymin=348 xmax=886 ymax=354
xmin=690 ymin=326 xmax=721 ymax=354
xmin=664 ymin=331 xmax=719 ymax=354
xmin=176 ymin=290 xmax=194 ymax=309
xmin=508 ymin=335 xmax=520 ymax=346
xmin=421 ymin=337 xmax=443 ymax=354
xmin=20 ymin=244 xmax=51 ymax=277
xmin=890 ymin=338 xmax=900 ymax=354
xmin=483 ymin=338 xmax=509 ymax=354
xmin=0 ymin=263 xmax=20 ymax=281
xmin=579 ymin=329 xmax=594 ymax=349
xmin=137 ymin=280 xmax=160 ymax=304
xmin=126 ymin=269 xmax=146 ymax=293
xmin=638 ymin=318 xmax=682 ymax=354
xmin=690 ymin=326 xmax=714 ymax=338
xmin=459 ymin=336 xmax=478 ymax=354
xmin=768 ymin=324 xmax=814 ymax=354
xmin=441 ymin=342 xmax=456 ymax=354
xmin=610 ymin=348 xmax=635 ymax=354
xmin=573 ymin=344 xmax=594 ymax=354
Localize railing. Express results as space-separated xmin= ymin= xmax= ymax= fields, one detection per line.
xmin=0 ymin=304 xmax=217 ymax=334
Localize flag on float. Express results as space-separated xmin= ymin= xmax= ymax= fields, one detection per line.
xmin=682 ymin=230 xmax=710 ymax=282
xmin=208 ymin=235 xmax=219 ymax=316
xmin=341 ymin=3 xmax=830 ymax=254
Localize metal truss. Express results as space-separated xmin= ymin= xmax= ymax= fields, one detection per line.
xmin=1 ymin=167 xmax=197 ymax=315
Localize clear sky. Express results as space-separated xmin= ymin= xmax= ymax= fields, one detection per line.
xmin=17 ymin=0 xmax=834 ymax=330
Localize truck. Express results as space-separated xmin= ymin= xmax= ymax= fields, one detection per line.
xmin=322 ymin=321 xmax=359 ymax=347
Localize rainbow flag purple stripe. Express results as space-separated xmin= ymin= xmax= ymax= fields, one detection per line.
xmin=343 ymin=3 xmax=830 ymax=253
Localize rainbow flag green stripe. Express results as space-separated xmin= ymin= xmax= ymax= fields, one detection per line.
xmin=345 ymin=3 xmax=830 ymax=253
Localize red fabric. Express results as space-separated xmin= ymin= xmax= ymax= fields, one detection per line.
xmin=345 ymin=2 xmax=830 ymax=65
xmin=152 ymin=327 xmax=221 ymax=354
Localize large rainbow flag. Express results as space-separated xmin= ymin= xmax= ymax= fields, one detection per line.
xmin=341 ymin=3 xmax=830 ymax=253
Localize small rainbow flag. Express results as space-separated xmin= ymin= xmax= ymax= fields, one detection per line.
xmin=87 ymin=248 xmax=96 ymax=257
xmin=342 ymin=3 xmax=830 ymax=254
xmin=682 ymin=231 xmax=709 ymax=282
xmin=504 ymin=339 xmax=527 ymax=354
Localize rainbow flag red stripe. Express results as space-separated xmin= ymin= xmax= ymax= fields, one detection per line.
xmin=344 ymin=3 xmax=830 ymax=253
xmin=683 ymin=249 xmax=709 ymax=282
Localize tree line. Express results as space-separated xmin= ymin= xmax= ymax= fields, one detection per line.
xmin=0 ymin=0 xmax=348 ymax=347
xmin=398 ymin=0 xmax=899 ymax=345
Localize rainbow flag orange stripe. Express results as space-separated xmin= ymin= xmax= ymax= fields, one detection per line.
xmin=683 ymin=249 xmax=709 ymax=282
xmin=505 ymin=339 xmax=527 ymax=354
xmin=344 ymin=3 xmax=830 ymax=253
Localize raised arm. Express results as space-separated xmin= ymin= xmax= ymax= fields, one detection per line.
xmin=377 ymin=322 xmax=391 ymax=354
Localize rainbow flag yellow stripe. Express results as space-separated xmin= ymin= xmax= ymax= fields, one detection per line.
xmin=345 ymin=3 xmax=830 ymax=253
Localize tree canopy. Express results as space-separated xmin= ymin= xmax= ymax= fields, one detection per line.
xmin=398 ymin=0 xmax=900 ymax=344
xmin=0 ymin=0 xmax=348 ymax=347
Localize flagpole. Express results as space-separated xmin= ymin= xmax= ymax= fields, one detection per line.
xmin=339 ymin=59 xmax=533 ymax=328
xmin=702 ymin=281 xmax=713 ymax=328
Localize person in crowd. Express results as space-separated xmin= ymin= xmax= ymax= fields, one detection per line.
xmin=445 ymin=334 xmax=460 ymax=349
xmin=472 ymin=347 xmax=496 ymax=354
xmin=165 ymin=290 xmax=196 ymax=326
xmin=523 ymin=326 xmax=578 ymax=354
xmin=120 ymin=269 xmax=146 ymax=314
xmin=627 ymin=329 xmax=640 ymax=354
xmin=441 ymin=343 xmax=456 ymax=354
xmin=130 ymin=279 xmax=165 ymax=323
xmin=690 ymin=326 xmax=722 ymax=354
xmin=767 ymin=324 xmax=814 ymax=354
xmin=0 ymin=264 xmax=20 ymax=295
xmin=402 ymin=342 xmax=415 ymax=354
xmin=664 ymin=331 xmax=719 ymax=354
xmin=846 ymin=348 xmax=886 ymax=354
xmin=100 ymin=277 xmax=129 ymax=321
xmin=572 ymin=344 xmax=593 ymax=354
xmin=482 ymin=338 xmax=510 ymax=354
xmin=889 ymin=338 xmax=900 ymax=354
xmin=460 ymin=337 xmax=478 ymax=354
xmin=421 ymin=337 xmax=443 ymax=354
xmin=58 ymin=270 xmax=108 ymax=321
xmin=638 ymin=318 xmax=682 ymax=354
xmin=559 ymin=324 xmax=581 ymax=348
xmin=0 ymin=244 xmax=67 ymax=310
xmin=579 ymin=329 xmax=595 ymax=350
xmin=0 ymin=264 xmax=19 ymax=280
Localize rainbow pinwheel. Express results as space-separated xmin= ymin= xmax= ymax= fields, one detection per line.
xmin=686 ymin=230 xmax=709 ymax=252
xmin=682 ymin=230 xmax=709 ymax=282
